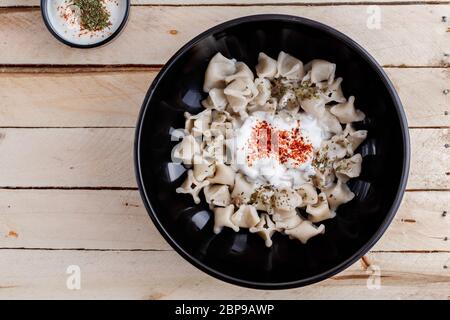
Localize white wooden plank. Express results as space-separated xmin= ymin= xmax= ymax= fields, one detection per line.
xmin=409 ymin=128 xmax=449 ymax=190
xmin=375 ymin=191 xmax=450 ymax=251
xmin=385 ymin=68 xmax=450 ymax=128
xmin=0 ymin=70 xmax=152 ymax=127
xmin=0 ymin=128 xmax=447 ymax=188
xmin=0 ymin=68 xmax=448 ymax=127
xmin=0 ymin=189 xmax=170 ymax=250
xmin=2 ymin=0 xmax=449 ymax=6
xmin=0 ymin=250 xmax=448 ymax=299
xmin=0 ymin=190 xmax=448 ymax=251
xmin=0 ymin=5 xmax=449 ymax=65
xmin=0 ymin=128 xmax=135 ymax=188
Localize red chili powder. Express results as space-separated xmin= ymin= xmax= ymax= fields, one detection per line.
xmin=246 ymin=120 xmax=313 ymax=167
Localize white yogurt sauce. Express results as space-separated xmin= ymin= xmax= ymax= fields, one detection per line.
xmin=234 ymin=111 xmax=327 ymax=188
xmin=47 ymin=0 xmax=128 ymax=46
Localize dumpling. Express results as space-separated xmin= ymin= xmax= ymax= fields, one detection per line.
xmin=275 ymin=214 xmax=303 ymax=230
xmin=306 ymin=59 xmax=336 ymax=84
xmin=202 ymin=134 xmax=226 ymax=162
xmin=320 ymin=77 xmax=346 ymax=103
xmin=272 ymin=208 xmax=298 ymax=223
xmin=249 ymin=213 xmax=279 ymax=247
xmin=193 ymin=155 xmax=216 ymax=182
xmin=321 ymin=108 xmax=343 ymax=134
xmin=306 ymin=192 xmax=335 ymax=222
xmin=273 ymin=188 xmax=302 ymax=213
xmin=184 ymin=109 xmax=212 ymax=136
xmin=285 ymin=220 xmax=325 ymax=244
xmin=248 ymin=97 xmax=277 ymax=115
xmin=209 ymin=121 xmax=233 ymax=139
xmin=251 ymin=187 xmax=275 ymax=213
xmin=312 ymin=166 xmax=335 ymax=190
xmin=176 ymin=170 xmax=210 ymax=204
xmin=299 ymin=96 xmax=341 ymax=134
xmin=330 ymin=96 xmax=365 ymax=124
xmin=255 ymin=52 xmax=277 ymax=79
xmin=173 ymin=134 xmax=201 ymax=165
xmin=253 ymin=78 xmax=271 ymax=106
xmin=204 ymin=184 xmax=231 ymax=207
xmin=208 ymin=163 xmax=235 ymax=187
xmin=225 ymin=61 xmax=254 ymax=83
xmin=201 ymin=88 xmax=227 ymax=111
xmin=224 ymin=78 xmax=258 ymax=115
xmin=213 ymin=205 xmax=239 ymax=233
xmin=296 ymin=183 xmax=318 ymax=206
xmin=324 ymin=180 xmax=355 ymax=210
xmin=334 ymin=154 xmax=363 ymax=182
xmin=276 ymin=51 xmax=305 ymax=80
xmin=211 ymin=109 xmax=232 ymax=123
xmin=231 ymin=205 xmax=260 ymax=228
xmin=203 ymin=53 xmax=237 ymax=92
xmin=343 ymin=124 xmax=367 ymax=152
xmin=231 ymin=173 xmax=255 ymax=205
xmin=321 ymin=135 xmax=352 ymax=161
xmin=224 ymin=78 xmax=258 ymax=101
xmin=299 ymin=97 xmax=326 ymax=118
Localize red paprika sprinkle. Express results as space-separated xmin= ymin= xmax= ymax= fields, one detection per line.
xmin=246 ymin=120 xmax=313 ymax=167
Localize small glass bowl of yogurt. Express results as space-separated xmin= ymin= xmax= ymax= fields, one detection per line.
xmin=41 ymin=0 xmax=130 ymax=48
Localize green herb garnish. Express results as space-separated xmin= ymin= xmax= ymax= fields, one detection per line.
xmin=294 ymin=80 xmax=321 ymax=100
xmin=72 ymin=0 xmax=111 ymax=32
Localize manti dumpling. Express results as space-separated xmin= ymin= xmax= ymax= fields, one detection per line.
xmin=250 ymin=214 xmax=279 ymax=247
xmin=285 ymin=220 xmax=325 ymax=244
xmin=176 ymin=170 xmax=210 ymax=204
xmin=213 ymin=205 xmax=239 ymax=233
xmin=203 ymin=53 xmax=236 ymax=92
xmin=175 ymin=51 xmax=368 ymax=248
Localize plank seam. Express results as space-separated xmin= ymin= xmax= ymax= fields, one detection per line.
xmin=0 ymin=186 xmax=139 ymax=190
xmin=0 ymin=126 xmax=448 ymax=129
xmin=0 ymin=248 xmax=448 ymax=253
xmin=405 ymin=189 xmax=450 ymax=192
xmin=2 ymin=188 xmax=447 ymax=191
xmin=1 ymin=65 xmax=449 ymax=73
xmin=0 ymin=65 xmax=163 ymax=73
xmin=2 ymin=2 xmax=450 ymax=9
xmin=0 ymin=188 xmax=448 ymax=192
xmin=0 ymin=247 xmax=171 ymax=252
xmin=0 ymin=126 xmax=136 ymax=129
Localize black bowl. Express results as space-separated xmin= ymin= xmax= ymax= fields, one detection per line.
xmin=135 ymin=15 xmax=410 ymax=289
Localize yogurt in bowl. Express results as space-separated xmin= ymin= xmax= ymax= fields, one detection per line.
xmin=235 ymin=111 xmax=327 ymax=188
xmin=41 ymin=0 xmax=130 ymax=48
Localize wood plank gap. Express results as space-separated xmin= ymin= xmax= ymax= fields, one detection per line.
xmin=0 ymin=65 xmax=163 ymax=73
xmin=0 ymin=247 xmax=171 ymax=252
xmin=1 ymin=65 xmax=449 ymax=73
xmin=0 ymin=7 xmax=36 ymax=13
xmin=0 ymin=126 xmax=136 ymax=129
xmin=371 ymin=250 xmax=450 ymax=253
xmin=0 ymin=126 xmax=447 ymax=129
xmin=0 ymin=247 xmax=448 ymax=253
xmin=406 ymin=189 xmax=450 ymax=192
xmin=409 ymin=126 xmax=450 ymax=129
xmin=0 ymin=186 xmax=448 ymax=192
xmin=4 ymin=1 xmax=450 ymax=8
xmin=0 ymin=186 xmax=139 ymax=190
xmin=383 ymin=65 xmax=450 ymax=68
xmin=132 ymin=1 xmax=450 ymax=6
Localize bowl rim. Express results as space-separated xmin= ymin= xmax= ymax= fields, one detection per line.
xmin=40 ymin=0 xmax=131 ymax=49
xmin=134 ymin=14 xmax=411 ymax=290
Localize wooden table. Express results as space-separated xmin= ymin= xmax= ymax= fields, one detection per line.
xmin=0 ymin=0 xmax=449 ymax=300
